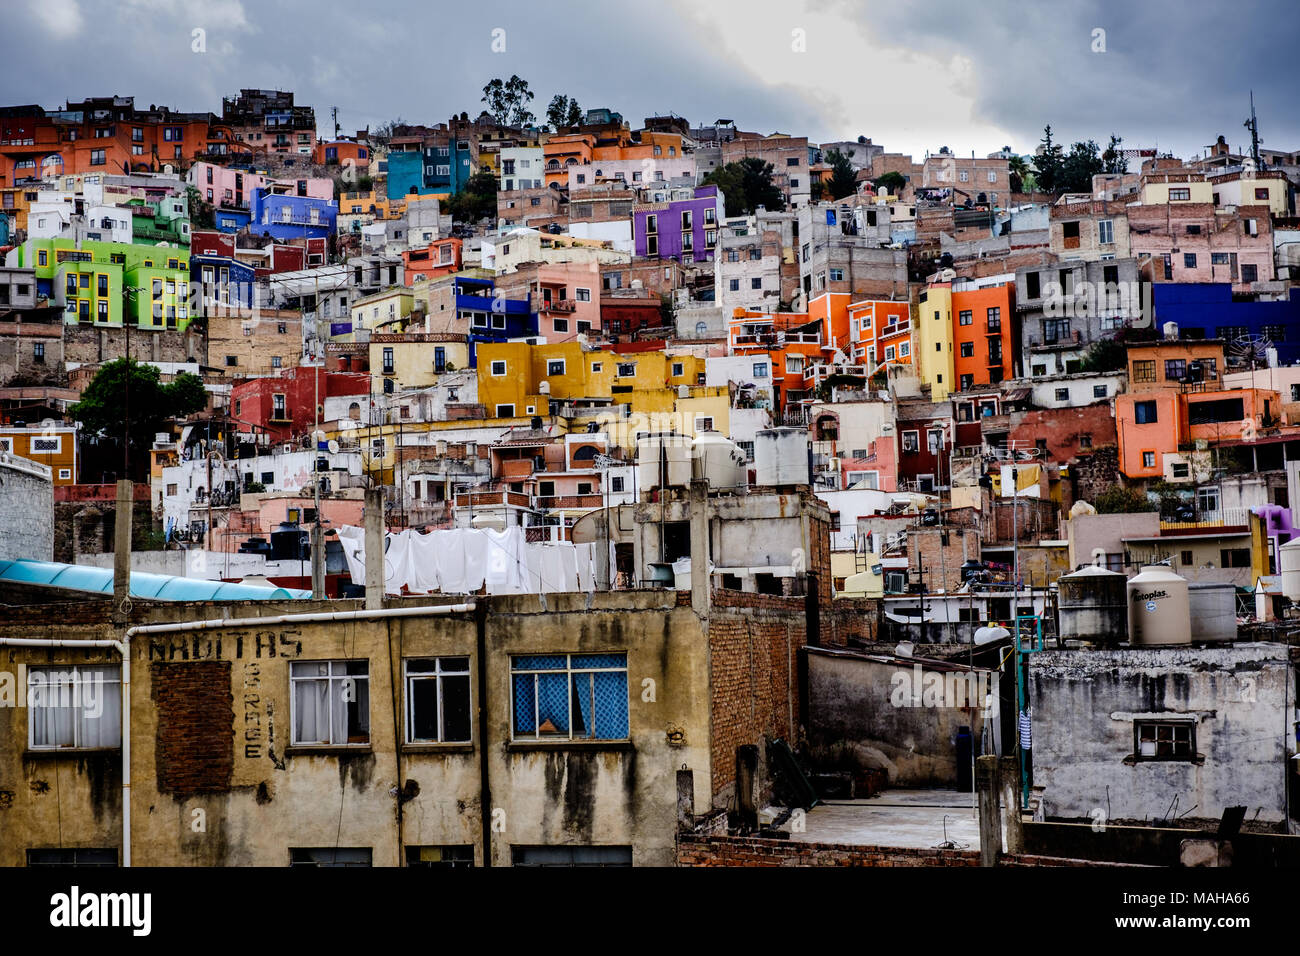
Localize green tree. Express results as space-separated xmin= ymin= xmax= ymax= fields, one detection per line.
xmin=445 ymin=166 xmax=499 ymax=223
xmin=1061 ymin=139 xmax=1103 ymax=193
xmin=823 ymin=148 xmax=858 ymax=201
xmin=482 ymin=76 xmax=535 ymax=127
xmin=702 ymin=157 xmax=786 ymax=216
xmin=1093 ymin=486 xmax=1157 ymax=514
xmin=1034 ymin=125 xmax=1064 ymax=193
xmin=185 ymin=184 xmax=213 ymax=230
xmin=1007 ymin=155 xmax=1029 ymax=194
xmin=545 ymin=94 xmax=582 ymax=130
xmin=71 ymin=361 xmax=207 ymax=465
xmin=1102 ymin=133 xmax=1128 ymax=174
xmin=871 ymin=171 xmax=906 ymax=195
xmin=1079 ymin=336 xmax=1126 ymax=373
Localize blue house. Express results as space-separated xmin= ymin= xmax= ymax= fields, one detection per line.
xmin=248 ymin=187 xmax=337 ymax=242
xmin=386 ymin=151 xmax=425 ymax=201
xmin=456 ymin=276 xmax=537 ymax=367
xmin=191 ymin=254 xmax=257 ymax=315
xmin=386 ymin=143 xmax=474 ymax=202
xmin=1152 ymin=283 xmax=1300 ymax=366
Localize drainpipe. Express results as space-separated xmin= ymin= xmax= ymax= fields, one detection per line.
xmin=0 ymin=601 xmax=474 ymax=868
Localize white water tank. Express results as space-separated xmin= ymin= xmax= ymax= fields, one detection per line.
xmin=637 ymin=433 xmax=692 ymax=492
xmin=1280 ymin=538 xmax=1300 ymax=601
xmin=1127 ymin=565 xmax=1191 ymax=646
xmin=754 ymin=427 xmax=807 ymax=487
xmin=692 ymin=430 xmax=747 ymax=492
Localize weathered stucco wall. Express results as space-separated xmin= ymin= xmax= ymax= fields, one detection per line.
xmin=0 ymin=591 xmax=713 ymax=867
xmin=1029 ymin=644 xmax=1292 ymax=825
xmin=807 ymin=648 xmax=996 ymax=787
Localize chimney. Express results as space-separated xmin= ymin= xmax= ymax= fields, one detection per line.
xmin=112 ymin=480 xmax=133 ymax=622
xmin=364 ymin=485 xmax=385 ymax=610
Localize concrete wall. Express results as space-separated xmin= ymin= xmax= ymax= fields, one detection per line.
xmin=806 ymin=647 xmax=996 ymax=787
xmin=1029 ymin=644 xmax=1292 ymax=825
xmin=0 ymin=453 xmax=54 ymax=561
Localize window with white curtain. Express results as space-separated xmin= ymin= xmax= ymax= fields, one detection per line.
xmin=291 ymin=660 xmax=370 ymax=746
xmin=27 ymin=665 xmax=121 ymax=750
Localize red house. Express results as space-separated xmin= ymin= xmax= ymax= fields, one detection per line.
xmin=230 ymin=366 xmax=370 ymax=443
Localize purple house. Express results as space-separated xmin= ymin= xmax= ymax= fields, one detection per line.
xmin=632 ymin=185 xmax=723 ymax=263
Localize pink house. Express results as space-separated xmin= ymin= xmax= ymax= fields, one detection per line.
xmin=187 ymin=161 xmax=333 ymax=214
xmin=1129 ymin=202 xmax=1274 ymax=290
xmin=533 ymin=261 xmax=603 ymax=342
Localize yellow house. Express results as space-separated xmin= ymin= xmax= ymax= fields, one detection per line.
xmin=1139 ymin=176 xmax=1214 ymax=206
xmin=370 ymin=334 xmax=471 ymax=390
xmin=350 ymin=288 xmax=414 ymax=340
xmin=915 ymin=284 xmax=954 ymax=401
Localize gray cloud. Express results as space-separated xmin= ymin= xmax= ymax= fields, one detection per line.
xmin=1 ymin=0 xmax=1292 ymax=160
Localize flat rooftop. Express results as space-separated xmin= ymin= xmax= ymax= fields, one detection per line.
xmin=777 ymin=789 xmax=984 ymax=851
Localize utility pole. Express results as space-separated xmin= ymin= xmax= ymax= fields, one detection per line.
xmin=1244 ymin=91 xmax=1262 ymax=167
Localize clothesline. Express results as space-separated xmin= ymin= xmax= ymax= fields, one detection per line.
xmin=335 ymin=524 xmax=597 ymax=596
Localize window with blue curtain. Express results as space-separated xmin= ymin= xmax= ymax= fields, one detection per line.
xmin=511 ymin=653 xmax=628 ymax=741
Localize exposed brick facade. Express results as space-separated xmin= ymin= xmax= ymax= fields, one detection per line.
xmin=151 ymin=661 xmax=235 ymax=795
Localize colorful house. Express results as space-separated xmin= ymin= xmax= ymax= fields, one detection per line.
xmin=631 ymin=185 xmax=723 ymax=263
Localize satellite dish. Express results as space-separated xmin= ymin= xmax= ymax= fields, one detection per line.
xmin=328 ymin=439 xmax=340 ymax=455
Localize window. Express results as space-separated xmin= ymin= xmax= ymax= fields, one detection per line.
xmin=1132 ymin=360 xmax=1156 ymax=383
xmin=225 ymin=355 xmax=238 ymax=367
xmin=1172 ymin=463 xmax=1190 ymax=479
xmin=695 ymin=416 xmax=714 ymax=432
xmin=1044 ymin=318 xmax=1071 ymax=343
xmin=1134 ymin=400 xmax=1158 ymax=424
xmin=1164 ymin=359 xmax=1186 ymax=381
xmin=33 ymin=342 xmax=45 ymax=364
xmin=491 ymin=360 xmax=507 ymax=376
xmin=617 ymin=363 xmax=636 ymax=377
xmin=495 ymin=404 xmax=515 ymax=418
xmin=271 ymin=356 xmax=282 ymax=369
xmin=671 ymin=362 xmax=685 ymax=376
xmin=645 ymin=214 xmax=657 ymax=234
xmin=1255 ymin=187 xmax=1269 ymax=201
xmin=986 ymin=307 xmax=1001 ymax=330
xmin=547 ymin=359 xmax=565 ymax=376
xmin=960 ymin=342 xmax=974 ymax=358
xmin=272 ymin=394 xmax=287 ymax=419
xmin=27 ymin=849 xmax=117 ymax=867
xmin=1093 ymin=384 xmax=1108 ymax=398
xmin=1241 ymin=264 xmax=1258 ymax=283
xmin=680 ymin=210 xmax=692 ymax=230
xmin=512 ymin=845 xmax=632 ymax=867
xmin=290 ymin=661 xmax=369 ymax=747
xmin=829 ymin=268 xmax=844 ymax=282
xmin=959 ymin=374 xmax=973 ymax=390
xmin=27 ymin=665 xmax=121 ymax=750
xmin=510 ymin=653 xmax=628 ymax=741
xmin=1142 ymin=451 xmax=1156 ymax=468
xmin=1134 ymin=720 xmax=1195 ymax=760
xmin=1197 ymin=486 xmax=1220 ymax=514
xmin=406 ymin=846 xmax=474 ymax=868
xmin=1221 ymin=548 xmax=1251 ymax=568
xmin=405 ymin=658 xmax=471 ymax=744
xmin=90 ymin=149 xmax=105 ymax=166
xmin=752 ymin=362 xmax=768 ymax=378
xmin=610 ymin=476 xmax=625 ymax=493
xmin=958 ymin=310 xmax=972 ymax=326
xmin=959 ymin=169 xmax=969 ymax=182
xmin=1055 ymin=388 xmax=1070 ymax=402
xmin=290 ymin=848 xmax=372 ymax=867
xmin=900 ymin=342 xmax=910 ymax=357
xmin=902 ymin=431 xmax=919 ymax=453
xmin=1183 ymin=253 xmax=1196 ymax=269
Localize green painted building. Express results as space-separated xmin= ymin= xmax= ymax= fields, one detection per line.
xmin=16 ymin=238 xmax=193 ymax=331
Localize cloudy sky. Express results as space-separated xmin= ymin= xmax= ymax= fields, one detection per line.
xmin=4 ymin=0 xmax=1294 ymax=162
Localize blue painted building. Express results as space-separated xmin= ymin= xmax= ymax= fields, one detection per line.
xmin=191 ymin=254 xmax=257 ymax=314
xmin=456 ymin=276 xmax=537 ymax=367
xmin=1153 ymin=283 xmax=1300 ymax=365
xmin=248 ymin=187 xmax=337 ymax=242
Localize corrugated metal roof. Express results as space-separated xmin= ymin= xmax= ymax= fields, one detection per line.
xmin=0 ymin=559 xmax=310 ymax=601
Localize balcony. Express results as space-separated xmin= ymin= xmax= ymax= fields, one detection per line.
xmin=500 ymin=459 xmax=535 ymax=479
xmin=542 ymin=298 xmax=577 ymax=313
xmin=534 ymin=494 xmax=604 ymax=510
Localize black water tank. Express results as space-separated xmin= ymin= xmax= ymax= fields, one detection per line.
xmin=269 ymin=522 xmax=309 ymax=560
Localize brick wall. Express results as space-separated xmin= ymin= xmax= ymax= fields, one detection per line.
xmin=677 ymin=833 xmax=979 ymax=867
xmin=151 ymin=661 xmax=235 ymax=795
xmin=707 ymin=603 xmax=802 ymax=802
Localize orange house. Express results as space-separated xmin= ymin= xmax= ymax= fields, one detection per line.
xmin=847 ymin=298 xmax=912 ymax=367
xmin=728 ymin=308 xmax=828 ymax=411
xmin=951 ymin=281 xmax=1015 ymax=390
xmin=543 ymin=133 xmax=595 ymax=188
xmin=404 ymin=238 xmax=463 ymax=283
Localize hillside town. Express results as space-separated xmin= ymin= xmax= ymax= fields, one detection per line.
xmin=2 ymin=80 xmax=1300 ymax=870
